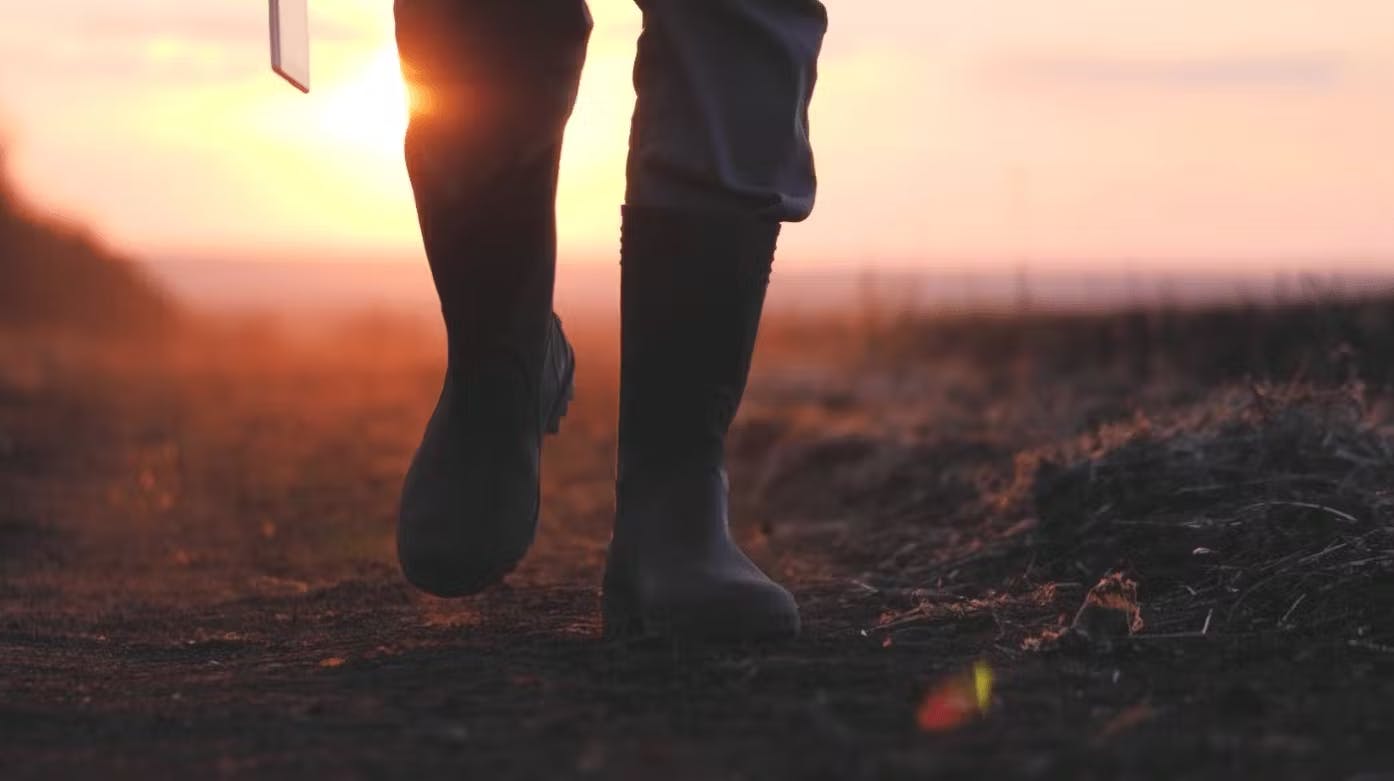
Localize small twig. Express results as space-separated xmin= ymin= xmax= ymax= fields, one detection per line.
xmin=1129 ymin=631 xmax=1212 ymax=641
xmin=1237 ymin=501 xmax=1360 ymax=525
xmin=1228 ymin=570 xmax=1286 ymax=620
xmin=1296 ymin=540 xmax=1350 ymax=566
xmin=1279 ymin=593 xmax=1306 ymax=626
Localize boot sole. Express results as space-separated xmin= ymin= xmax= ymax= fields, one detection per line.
xmin=601 ymin=614 xmax=801 ymax=645
xmin=601 ymin=593 xmax=801 ymax=644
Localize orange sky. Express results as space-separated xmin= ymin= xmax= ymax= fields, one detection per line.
xmin=2 ymin=0 xmax=1393 ymax=271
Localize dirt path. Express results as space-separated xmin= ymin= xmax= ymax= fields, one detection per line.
xmin=2 ymin=324 xmax=1392 ymax=779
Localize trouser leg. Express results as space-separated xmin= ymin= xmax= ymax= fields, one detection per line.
xmin=395 ymin=0 xmax=592 ymax=353
xmin=626 ymin=0 xmax=829 ymax=222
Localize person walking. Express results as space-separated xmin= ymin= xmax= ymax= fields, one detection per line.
xmin=393 ymin=0 xmax=828 ymax=641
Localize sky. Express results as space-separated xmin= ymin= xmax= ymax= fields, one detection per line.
xmin=1 ymin=0 xmax=1393 ymax=272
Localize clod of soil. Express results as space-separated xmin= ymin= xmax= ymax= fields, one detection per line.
xmin=1030 ymin=384 xmax=1394 ymax=645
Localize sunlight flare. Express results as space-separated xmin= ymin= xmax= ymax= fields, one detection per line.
xmin=917 ymin=660 xmax=994 ymax=732
xmin=314 ymin=45 xmax=409 ymax=153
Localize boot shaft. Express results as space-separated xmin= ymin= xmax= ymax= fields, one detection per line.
xmin=396 ymin=0 xmax=591 ymax=368
xmin=617 ymin=206 xmax=780 ymax=477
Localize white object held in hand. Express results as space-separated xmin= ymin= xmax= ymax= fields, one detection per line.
xmin=269 ymin=0 xmax=310 ymax=92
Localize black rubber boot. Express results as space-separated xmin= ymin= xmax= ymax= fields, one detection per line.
xmin=394 ymin=0 xmax=589 ymax=597
xmin=603 ymin=206 xmax=800 ymax=641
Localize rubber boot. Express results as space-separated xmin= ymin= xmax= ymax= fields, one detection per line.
xmin=394 ymin=0 xmax=590 ymax=597
xmin=602 ymin=206 xmax=800 ymax=641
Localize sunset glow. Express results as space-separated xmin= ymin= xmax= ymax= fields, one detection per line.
xmin=314 ymin=45 xmax=409 ymax=155
xmin=2 ymin=0 xmax=1393 ymax=271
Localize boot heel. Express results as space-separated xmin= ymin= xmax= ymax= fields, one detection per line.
xmin=545 ymin=372 xmax=574 ymax=435
xmin=601 ymin=593 xmax=645 ymax=639
xmin=601 ymin=562 xmax=646 ymax=639
xmin=544 ymin=319 xmax=576 ymax=436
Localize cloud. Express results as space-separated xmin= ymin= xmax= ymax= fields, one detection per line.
xmin=986 ymin=52 xmax=1346 ymax=91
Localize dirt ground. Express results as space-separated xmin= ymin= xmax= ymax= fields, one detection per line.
xmin=3 ymin=307 xmax=1394 ymax=780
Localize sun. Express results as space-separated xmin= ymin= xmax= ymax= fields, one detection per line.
xmin=314 ymin=44 xmax=410 ymax=153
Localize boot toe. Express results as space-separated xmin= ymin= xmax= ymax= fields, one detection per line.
xmin=397 ymin=469 xmax=538 ymax=597
xmin=607 ymin=566 xmax=801 ymax=642
xmin=397 ymin=542 xmax=526 ymax=597
xmin=667 ymin=578 xmax=800 ymax=641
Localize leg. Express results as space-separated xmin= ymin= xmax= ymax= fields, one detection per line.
xmin=394 ymin=0 xmax=591 ymax=596
xmin=606 ymin=0 xmax=828 ymax=640
xmin=625 ymin=0 xmax=826 ymax=221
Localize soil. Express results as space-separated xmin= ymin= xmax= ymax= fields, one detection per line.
xmin=3 ymin=309 xmax=1394 ymax=780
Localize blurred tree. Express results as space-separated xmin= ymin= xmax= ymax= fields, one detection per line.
xmin=0 ymin=146 xmax=177 ymax=335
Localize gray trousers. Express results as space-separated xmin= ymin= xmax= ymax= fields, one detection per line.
xmin=394 ymin=0 xmax=828 ymax=223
